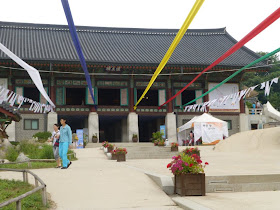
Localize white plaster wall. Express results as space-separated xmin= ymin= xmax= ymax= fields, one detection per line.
xmin=127 ymin=112 xmax=139 ymax=142
xmin=6 ymin=121 xmax=15 ymax=141
xmin=165 ymin=113 xmax=177 ymax=143
xmin=47 ymin=112 xmax=58 ymax=133
xmin=88 ymin=112 xmax=99 ymax=142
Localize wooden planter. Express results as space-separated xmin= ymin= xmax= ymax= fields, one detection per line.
xmin=92 ymin=137 xmax=98 ymax=143
xmin=171 ymin=147 xmax=178 ymax=152
xmin=108 ymin=147 xmax=113 ymax=153
xmin=132 ymin=137 xmax=138 ymax=142
xmin=117 ymin=154 xmax=126 ymax=162
xmin=175 ymin=173 xmax=205 ymax=196
xmin=111 ymin=153 xmax=117 ymax=160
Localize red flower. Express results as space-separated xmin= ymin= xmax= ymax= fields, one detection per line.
xmin=197 ymin=160 xmax=202 ymax=164
xmin=189 ymin=164 xmax=193 ymax=167
xmin=167 ymin=163 xmax=172 ymax=168
xmin=205 ymin=162 xmax=209 ymax=165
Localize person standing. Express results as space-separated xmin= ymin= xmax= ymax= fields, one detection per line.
xmin=59 ymin=118 xmax=72 ymax=169
xmin=48 ymin=124 xmax=61 ymax=168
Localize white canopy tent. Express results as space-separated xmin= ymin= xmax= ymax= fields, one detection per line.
xmin=178 ymin=113 xmax=229 ymax=145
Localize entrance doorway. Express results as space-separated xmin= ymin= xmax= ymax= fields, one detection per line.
xmin=58 ymin=115 xmax=88 ymax=133
xmin=138 ymin=115 xmax=165 ymax=142
xmin=99 ymin=115 xmax=127 ymax=142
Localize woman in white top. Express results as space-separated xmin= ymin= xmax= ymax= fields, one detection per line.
xmin=48 ymin=124 xmax=61 ymax=168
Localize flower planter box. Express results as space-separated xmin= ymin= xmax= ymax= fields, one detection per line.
xmin=132 ymin=137 xmax=138 ymax=142
xmin=107 ymin=147 xmax=113 ymax=153
xmin=117 ymin=154 xmax=126 ymax=162
xmin=175 ymin=173 xmax=205 ymax=196
xmin=171 ymin=147 xmax=178 ymax=152
xmin=111 ymin=154 xmax=117 ymax=160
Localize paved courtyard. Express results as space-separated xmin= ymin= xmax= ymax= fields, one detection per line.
xmin=0 ymin=148 xmax=181 ymax=210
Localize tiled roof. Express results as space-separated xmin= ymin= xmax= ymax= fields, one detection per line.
xmin=0 ymin=21 xmax=266 ymax=66
xmin=0 ymin=101 xmax=21 ymax=122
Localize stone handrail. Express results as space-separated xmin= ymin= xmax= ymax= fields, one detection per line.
xmin=0 ymin=168 xmax=47 ymax=210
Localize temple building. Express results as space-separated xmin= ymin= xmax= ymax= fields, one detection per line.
xmin=0 ymin=21 xmax=268 ymax=142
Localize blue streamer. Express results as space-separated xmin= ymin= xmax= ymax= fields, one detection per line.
xmin=61 ymin=0 xmax=96 ymax=106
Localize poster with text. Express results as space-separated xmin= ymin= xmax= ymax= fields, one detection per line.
xmin=208 ymin=83 xmax=240 ymax=112
xmin=76 ymin=129 xmax=84 ymax=149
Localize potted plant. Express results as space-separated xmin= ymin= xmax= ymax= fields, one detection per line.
xmin=111 ymin=149 xmax=117 ymax=160
xmin=132 ymin=134 xmax=138 ymax=143
xmin=171 ymin=142 xmax=179 ymax=151
xmin=158 ymin=140 xmax=165 ymax=146
xmin=115 ymin=147 xmax=127 ymax=162
xmin=83 ymin=139 xmax=87 ymax=148
xmin=92 ymin=133 xmax=98 ymax=143
xmin=102 ymin=141 xmax=109 ymax=152
xmin=183 ymin=147 xmax=200 ymax=157
xmin=154 ymin=140 xmax=159 ymax=146
xmin=167 ymin=153 xmax=208 ymax=196
xmin=107 ymin=143 xmax=114 ymax=153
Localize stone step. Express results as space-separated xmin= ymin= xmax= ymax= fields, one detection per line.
xmin=207 ymin=174 xmax=280 ymax=184
xmin=206 ymin=182 xmax=280 ymax=193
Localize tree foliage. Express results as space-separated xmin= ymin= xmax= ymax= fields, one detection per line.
xmin=241 ymin=52 xmax=280 ymax=109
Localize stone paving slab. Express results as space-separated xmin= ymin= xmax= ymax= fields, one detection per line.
xmin=180 ymin=191 xmax=280 ymax=210
xmin=0 ymin=148 xmax=180 ymax=210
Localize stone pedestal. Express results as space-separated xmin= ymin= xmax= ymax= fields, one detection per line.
xmin=88 ymin=112 xmax=99 ymax=142
xmin=6 ymin=121 xmax=16 ymax=141
xmin=47 ymin=112 xmax=58 ymax=133
xmin=165 ymin=113 xmax=177 ymax=143
xmin=127 ymin=112 xmax=139 ymax=142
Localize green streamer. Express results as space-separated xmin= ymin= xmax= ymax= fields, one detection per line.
xmin=181 ymin=47 xmax=280 ymax=109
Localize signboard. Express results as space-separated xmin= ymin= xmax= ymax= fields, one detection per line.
xmin=76 ymin=129 xmax=84 ymax=149
xmin=160 ymin=125 xmax=166 ymax=139
xmin=208 ymin=83 xmax=240 ymax=112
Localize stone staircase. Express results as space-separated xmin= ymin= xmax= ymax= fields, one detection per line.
xmin=88 ymin=143 xmax=179 ymax=159
xmin=116 ymin=143 xmax=178 ymax=159
xmin=206 ymin=174 xmax=280 ymax=193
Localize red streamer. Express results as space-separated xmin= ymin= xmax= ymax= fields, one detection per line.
xmin=159 ymin=7 xmax=280 ymax=109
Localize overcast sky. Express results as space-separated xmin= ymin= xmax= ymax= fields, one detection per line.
xmin=1 ymin=0 xmax=280 ymax=55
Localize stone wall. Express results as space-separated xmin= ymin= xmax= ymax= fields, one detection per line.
xmin=177 ymin=114 xmax=240 ymax=136
xmin=15 ymin=114 xmax=46 ymax=141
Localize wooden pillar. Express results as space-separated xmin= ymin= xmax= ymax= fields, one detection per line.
xmin=167 ymin=88 xmax=172 ymax=113
xmin=129 ymin=78 xmax=135 ymax=112
xmin=167 ymin=78 xmax=173 ymax=113
xmin=8 ymin=72 xmax=13 ymax=90
xmin=240 ymin=98 xmax=245 ymax=113
xmin=129 ymin=88 xmax=134 ymax=112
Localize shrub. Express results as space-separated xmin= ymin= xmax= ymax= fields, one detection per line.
xmin=39 ymin=145 xmax=54 ymax=159
xmin=152 ymin=131 xmax=164 ymax=142
xmin=6 ymin=147 xmax=19 ymax=162
xmin=19 ymin=141 xmax=40 ymax=159
xmin=246 ymin=101 xmax=253 ymax=108
xmin=32 ymin=132 xmax=52 ymax=142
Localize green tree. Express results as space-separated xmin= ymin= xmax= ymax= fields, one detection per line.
xmin=241 ymin=52 xmax=280 ymax=108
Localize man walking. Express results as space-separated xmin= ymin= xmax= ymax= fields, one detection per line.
xmin=59 ymin=118 xmax=72 ymax=169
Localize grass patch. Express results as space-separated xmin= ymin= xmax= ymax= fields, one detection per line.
xmin=0 ymin=179 xmax=52 ymax=209
xmin=0 ymin=162 xmax=57 ymax=169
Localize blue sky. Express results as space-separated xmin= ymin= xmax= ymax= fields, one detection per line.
xmin=1 ymin=0 xmax=279 ymax=55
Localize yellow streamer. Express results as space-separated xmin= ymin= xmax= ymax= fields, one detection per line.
xmin=134 ymin=0 xmax=205 ymax=110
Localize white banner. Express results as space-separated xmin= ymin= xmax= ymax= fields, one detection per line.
xmin=184 ymin=77 xmax=279 ymax=113
xmin=201 ymin=122 xmax=223 ymax=143
xmin=0 ymin=85 xmax=53 ymax=113
xmin=0 ymin=43 xmax=55 ymax=107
